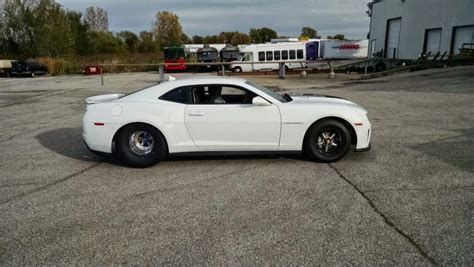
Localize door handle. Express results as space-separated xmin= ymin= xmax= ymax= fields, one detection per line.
xmin=188 ymin=111 xmax=204 ymax=116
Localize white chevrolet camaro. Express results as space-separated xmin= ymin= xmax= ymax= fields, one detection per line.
xmin=83 ymin=77 xmax=371 ymax=167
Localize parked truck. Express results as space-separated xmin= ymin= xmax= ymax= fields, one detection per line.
xmin=304 ymin=39 xmax=369 ymax=60
xmin=0 ymin=60 xmax=14 ymax=77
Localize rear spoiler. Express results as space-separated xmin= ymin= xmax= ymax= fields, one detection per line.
xmin=85 ymin=94 xmax=125 ymax=104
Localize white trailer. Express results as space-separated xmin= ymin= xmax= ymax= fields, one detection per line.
xmin=318 ymin=40 xmax=369 ymax=59
xmin=229 ymin=42 xmax=306 ymax=72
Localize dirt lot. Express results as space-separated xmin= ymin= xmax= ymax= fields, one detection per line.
xmin=0 ymin=67 xmax=473 ymax=265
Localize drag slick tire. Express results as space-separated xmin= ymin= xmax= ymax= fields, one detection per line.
xmin=304 ymin=119 xmax=351 ymax=163
xmin=115 ymin=123 xmax=167 ymax=168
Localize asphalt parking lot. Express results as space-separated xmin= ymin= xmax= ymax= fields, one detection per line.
xmin=0 ymin=67 xmax=473 ymax=265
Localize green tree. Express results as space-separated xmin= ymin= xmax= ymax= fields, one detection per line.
xmin=137 ymin=31 xmax=157 ymax=53
xmin=89 ymin=31 xmax=127 ymax=54
xmin=249 ymin=27 xmax=278 ymax=43
xmin=181 ymin=33 xmax=192 ymax=44
xmin=118 ymin=30 xmax=139 ymax=53
xmin=327 ymin=34 xmax=346 ymax=40
xmin=153 ymin=11 xmax=183 ymax=48
xmin=192 ymin=35 xmax=203 ymax=44
xmin=84 ymin=6 xmax=108 ymax=32
xmin=67 ymin=11 xmax=91 ymax=56
xmin=203 ymin=35 xmax=218 ymax=44
xmin=33 ymin=0 xmax=74 ymax=57
xmin=0 ymin=0 xmax=36 ymax=57
xmin=230 ymin=32 xmax=251 ymax=46
xmin=301 ymin=27 xmax=317 ymax=38
xmin=217 ymin=32 xmax=235 ymax=44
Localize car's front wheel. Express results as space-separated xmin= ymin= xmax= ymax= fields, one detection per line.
xmin=304 ymin=119 xmax=351 ymax=163
xmin=115 ymin=123 xmax=167 ymax=168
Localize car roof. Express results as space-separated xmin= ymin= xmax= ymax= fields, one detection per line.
xmin=167 ymin=76 xmax=248 ymax=86
xmin=122 ymin=76 xmax=250 ymax=101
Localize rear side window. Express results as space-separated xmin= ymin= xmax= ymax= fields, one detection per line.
xmin=297 ymin=49 xmax=304 ymax=59
xmin=282 ymin=50 xmax=288 ymax=60
xmin=258 ymin=52 xmax=265 ymax=61
xmin=289 ymin=50 xmax=296 ymax=60
xmin=159 ymin=86 xmax=192 ymax=104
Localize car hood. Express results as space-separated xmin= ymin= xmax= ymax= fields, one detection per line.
xmin=289 ymin=94 xmax=357 ymax=106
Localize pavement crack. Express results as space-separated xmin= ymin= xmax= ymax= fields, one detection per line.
xmin=0 ymin=162 xmax=102 ymax=205
xmin=364 ymin=185 xmax=474 ymax=193
xmin=327 ymin=163 xmax=437 ymax=265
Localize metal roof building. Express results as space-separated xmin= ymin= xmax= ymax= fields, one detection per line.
xmin=367 ymin=0 xmax=474 ymax=59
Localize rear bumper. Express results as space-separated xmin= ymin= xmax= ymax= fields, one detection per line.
xmin=82 ymin=120 xmax=120 ymax=154
xmin=83 ymin=139 xmax=113 ymax=157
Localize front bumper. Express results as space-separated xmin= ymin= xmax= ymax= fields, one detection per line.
xmin=355 ymin=143 xmax=371 ymax=152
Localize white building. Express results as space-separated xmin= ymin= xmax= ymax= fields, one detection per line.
xmin=368 ymin=0 xmax=474 ymax=59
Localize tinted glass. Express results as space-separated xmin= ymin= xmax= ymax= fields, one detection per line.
xmin=297 ymin=49 xmax=304 ymax=59
xmin=266 ymin=51 xmax=273 ymax=61
xmin=274 ymin=51 xmax=281 ymax=60
xmin=258 ymin=52 xmax=265 ymax=61
xmin=290 ymin=50 xmax=296 ymax=59
xmin=282 ymin=50 xmax=288 ymax=60
xmin=160 ymin=87 xmax=192 ymax=104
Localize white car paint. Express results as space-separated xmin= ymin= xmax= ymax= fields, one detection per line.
xmin=83 ymin=77 xmax=371 ymax=156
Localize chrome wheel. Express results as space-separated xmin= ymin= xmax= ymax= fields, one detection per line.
xmin=129 ymin=131 xmax=155 ymax=156
xmin=317 ymin=131 xmax=341 ymax=154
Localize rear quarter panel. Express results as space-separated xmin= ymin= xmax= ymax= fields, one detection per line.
xmin=86 ymin=100 xmax=197 ymax=154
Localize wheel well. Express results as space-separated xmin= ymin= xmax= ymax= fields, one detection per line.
xmin=112 ymin=122 xmax=169 ymax=155
xmin=303 ymin=117 xmax=357 ymax=148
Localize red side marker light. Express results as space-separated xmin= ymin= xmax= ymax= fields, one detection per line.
xmin=354 ymin=123 xmax=363 ymax=126
xmin=94 ymin=122 xmax=105 ymax=126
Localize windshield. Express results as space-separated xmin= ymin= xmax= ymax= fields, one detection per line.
xmin=164 ymin=47 xmax=185 ymax=59
xmin=246 ymin=81 xmax=292 ymax=103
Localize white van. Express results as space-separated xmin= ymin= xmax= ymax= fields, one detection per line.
xmin=230 ymin=42 xmax=306 ymax=72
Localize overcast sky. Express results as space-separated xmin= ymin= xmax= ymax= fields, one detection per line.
xmin=56 ymin=0 xmax=370 ymax=39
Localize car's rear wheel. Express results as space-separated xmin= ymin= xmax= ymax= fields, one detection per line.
xmin=116 ymin=123 xmax=167 ymax=168
xmin=304 ymin=119 xmax=351 ymax=163
xmin=233 ymin=67 xmax=242 ymax=73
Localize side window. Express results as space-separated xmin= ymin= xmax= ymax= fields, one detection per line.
xmin=289 ymin=50 xmax=296 ymax=60
xmin=282 ymin=50 xmax=288 ymax=60
xmin=297 ymin=49 xmax=304 ymax=59
xmin=274 ymin=50 xmax=281 ymax=60
xmin=258 ymin=52 xmax=265 ymax=61
xmin=221 ymin=85 xmax=257 ymax=104
xmin=221 ymin=86 xmax=247 ymax=95
xmin=194 ymin=85 xmax=256 ymax=105
xmin=266 ymin=51 xmax=273 ymax=61
xmin=159 ymin=86 xmax=192 ymax=104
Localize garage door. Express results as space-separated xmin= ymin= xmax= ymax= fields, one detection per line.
xmin=453 ymin=26 xmax=474 ymax=54
xmin=425 ymin=28 xmax=442 ymax=55
xmin=386 ymin=18 xmax=401 ymax=59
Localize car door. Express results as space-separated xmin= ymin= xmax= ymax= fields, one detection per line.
xmin=184 ymin=84 xmax=281 ymax=151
